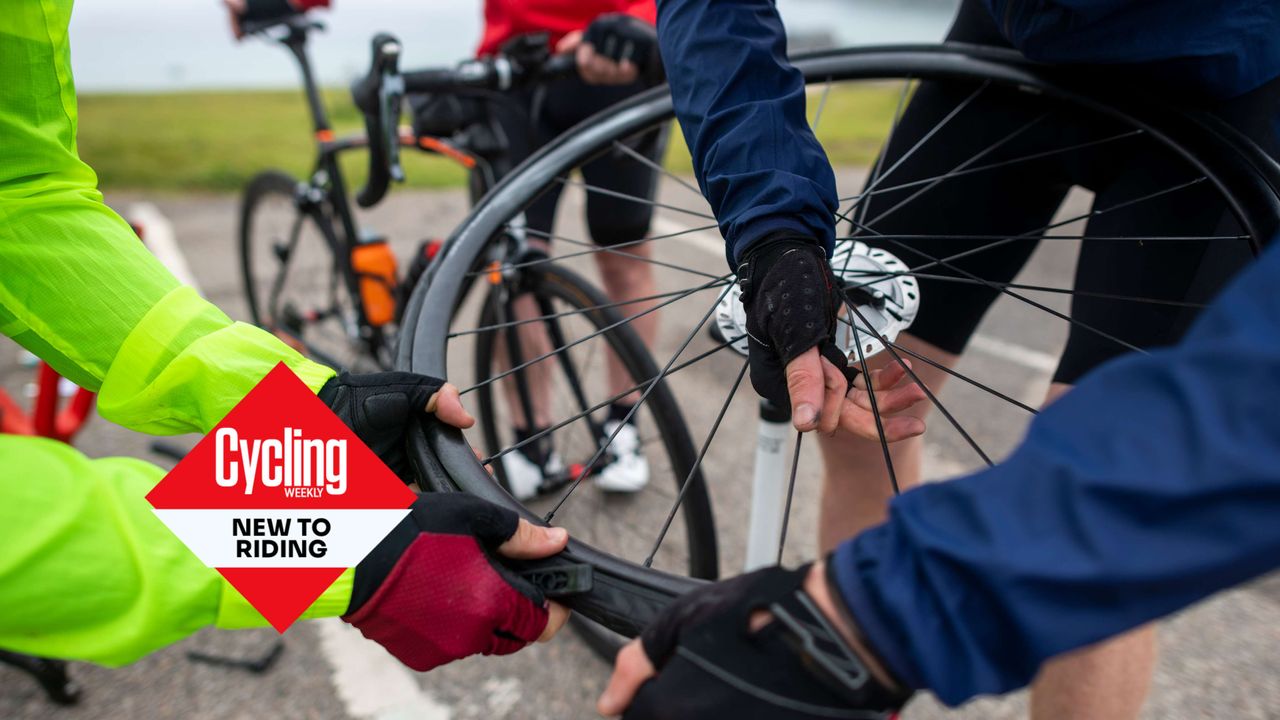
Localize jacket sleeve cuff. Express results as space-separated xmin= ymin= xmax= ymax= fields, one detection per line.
xmin=730 ymin=217 xmax=833 ymax=266
xmin=831 ymin=530 xmax=926 ymax=691
xmin=99 ymin=285 xmax=335 ymax=435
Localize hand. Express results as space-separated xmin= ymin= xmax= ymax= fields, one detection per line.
xmin=789 ymin=351 xmax=928 ymax=439
xmin=223 ymin=0 xmax=247 ymax=39
xmin=596 ymin=564 xmax=911 ymax=718
xmin=741 ymin=237 xmax=927 ymax=438
xmin=319 ymin=371 xmax=476 ymax=483
xmin=558 ymin=13 xmax=663 ymax=86
xmin=225 ymin=0 xmax=323 ymax=39
xmin=344 ymin=492 xmax=570 ymax=671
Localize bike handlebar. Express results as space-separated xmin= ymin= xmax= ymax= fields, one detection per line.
xmin=351 ymin=33 xmax=577 ymax=208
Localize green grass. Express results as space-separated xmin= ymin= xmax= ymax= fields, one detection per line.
xmin=77 ymin=84 xmax=900 ymax=192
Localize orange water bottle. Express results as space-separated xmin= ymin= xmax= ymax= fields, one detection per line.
xmin=351 ymin=233 xmax=399 ymax=327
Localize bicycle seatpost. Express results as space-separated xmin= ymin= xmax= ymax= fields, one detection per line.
xmin=745 ymin=399 xmax=792 ymax=571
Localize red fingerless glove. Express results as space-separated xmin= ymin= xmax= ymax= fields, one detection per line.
xmin=343 ymin=493 xmax=549 ymax=671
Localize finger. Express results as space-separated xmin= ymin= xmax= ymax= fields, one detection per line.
xmin=577 ymin=44 xmax=603 ymax=83
xmin=556 ymin=30 xmax=583 ymax=53
xmin=425 ymin=383 xmax=476 ymax=428
xmin=849 ymin=380 xmax=927 ymax=416
xmin=817 ymin=357 xmax=846 ymax=435
xmin=598 ymin=640 xmax=656 ymax=716
xmin=784 ymin=347 xmax=825 ymax=431
xmin=496 ymin=519 xmax=569 ymax=560
xmin=839 ymin=403 xmax=926 ymax=442
xmin=617 ymin=59 xmax=639 ymax=84
xmin=538 ymin=601 xmax=570 ymax=642
xmin=871 ymin=359 xmax=912 ymax=390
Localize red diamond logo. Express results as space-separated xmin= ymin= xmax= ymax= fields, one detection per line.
xmin=148 ymin=363 xmax=415 ymax=631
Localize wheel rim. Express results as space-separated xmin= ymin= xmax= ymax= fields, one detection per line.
xmin=402 ymin=44 xmax=1280 ymax=634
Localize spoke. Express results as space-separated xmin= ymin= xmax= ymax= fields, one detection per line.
xmin=611 ymin=139 xmax=705 ymax=199
xmin=466 ymin=222 xmax=722 ymax=279
xmin=481 ymin=333 xmax=746 ymax=466
xmin=847 ymin=78 xmax=912 ymax=229
xmin=838 ymin=177 xmax=1212 ymax=298
xmin=544 ymin=283 xmax=736 ymax=522
xmin=850 ymin=81 xmax=989 ymax=222
xmin=775 ymin=431 xmax=804 ymax=564
xmin=838 ymin=233 xmax=1247 ymax=243
xmin=450 ymin=283 xmax=730 ymax=338
xmin=862 ymin=113 xmax=1050 ymax=231
xmin=645 ymin=357 xmax=750 ymax=567
xmin=530 ymin=228 xmax=725 ymax=281
xmin=835 ymin=130 xmax=1143 ymax=206
xmin=810 ymin=77 xmax=834 ymax=133
xmin=461 ymin=273 xmax=732 ymax=395
xmin=840 ymin=269 xmax=1207 ymax=309
xmin=845 ymin=302 xmax=992 ymax=466
xmin=848 ymin=216 xmax=1149 ymax=356
xmin=558 ymin=177 xmax=716 ymax=221
xmin=848 ymin=316 xmax=900 ymax=494
xmin=855 ymin=323 xmax=1039 ymax=414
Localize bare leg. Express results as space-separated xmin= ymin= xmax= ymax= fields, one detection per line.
xmin=1028 ymin=384 xmax=1156 ymax=720
xmin=817 ymin=334 xmax=956 ymax=552
xmin=496 ymin=292 xmax=555 ymax=430
xmin=594 ymin=242 xmax=658 ymax=403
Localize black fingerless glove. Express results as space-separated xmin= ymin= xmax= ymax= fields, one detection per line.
xmin=738 ymin=237 xmax=854 ymax=407
xmin=318 ymin=371 xmax=445 ymax=482
xmin=583 ymin=13 xmax=665 ymax=84
xmin=628 ymin=565 xmax=912 ymax=719
xmin=237 ymin=0 xmax=300 ymax=23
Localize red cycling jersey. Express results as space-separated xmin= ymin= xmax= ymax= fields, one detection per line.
xmin=476 ymin=0 xmax=656 ymax=57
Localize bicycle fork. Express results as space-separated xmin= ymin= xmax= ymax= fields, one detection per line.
xmin=744 ymin=399 xmax=792 ymax=571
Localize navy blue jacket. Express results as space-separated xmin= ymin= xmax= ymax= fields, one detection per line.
xmin=657 ymin=0 xmax=1280 ymax=264
xmin=834 ymin=234 xmax=1280 ymax=704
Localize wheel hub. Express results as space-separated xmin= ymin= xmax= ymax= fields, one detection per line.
xmin=714 ymin=241 xmax=919 ymax=364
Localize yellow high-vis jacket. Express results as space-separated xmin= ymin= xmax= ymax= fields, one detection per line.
xmin=1 ymin=0 xmax=352 ymax=665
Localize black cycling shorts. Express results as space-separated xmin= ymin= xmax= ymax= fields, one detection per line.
xmin=487 ymin=74 xmax=669 ymax=248
xmin=860 ymin=0 xmax=1280 ymax=384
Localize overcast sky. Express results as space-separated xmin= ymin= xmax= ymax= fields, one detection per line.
xmin=67 ymin=0 xmax=957 ymax=92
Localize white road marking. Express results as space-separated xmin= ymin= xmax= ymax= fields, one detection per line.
xmin=967 ymin=334 xmax=1058 ymax=374
xmin=316 ymin=618 xmax=454 ymax=720
xmin=129 ymin=202 xmax=202 ymax=292
xmin=651 ymin=217 xmax=1059 ymax=374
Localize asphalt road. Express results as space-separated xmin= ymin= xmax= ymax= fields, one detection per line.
xmin=1 ymin=176 xmax=1277 ymax=720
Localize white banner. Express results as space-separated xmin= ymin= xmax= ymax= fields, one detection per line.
xmin=152 ymin=508 xmax=410 ymax=568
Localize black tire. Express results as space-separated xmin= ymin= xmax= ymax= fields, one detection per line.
xmin=470 ymin=264 xmax=717 ymax=659
xmin=240 ymin=170 xmax=384 ymax=370
xmin=401 ymin=44 xmax=1280 ymax=638
xmin=239 ymin=170 xmax=303 ymax=329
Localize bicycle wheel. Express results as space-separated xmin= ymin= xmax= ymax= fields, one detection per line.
xmin=240 ymin=170 xmax=386 ymax=371
xmin=401 ymin=44 xmax=1280 ymax=638
xmin=467 ymin=262 xmax=716 ymax=657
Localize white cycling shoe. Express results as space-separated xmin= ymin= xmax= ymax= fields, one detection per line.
xmin=501 ymin=449 xmax=567 ymax=501
xmin=595 ymin=420 xmax=649 ymax=493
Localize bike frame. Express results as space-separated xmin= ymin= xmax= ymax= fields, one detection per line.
xmin=264 ymin=22 xmax=483 ymax=366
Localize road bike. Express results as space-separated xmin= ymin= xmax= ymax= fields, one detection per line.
xmin=237 ymin=16 xmax=716 ymax=656
xmin=364 ymin=43 xmax=1280 ymax=647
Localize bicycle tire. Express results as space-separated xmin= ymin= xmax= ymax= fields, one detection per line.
xmin=402 ymin=44 xmax=1280 ymax=639
xmin=240 ymin=170 xmax=386 ymax=370
xmin=469 ymin=263 xmax=717 ymax=658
